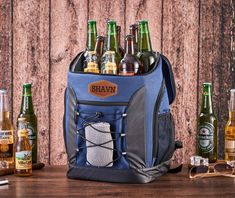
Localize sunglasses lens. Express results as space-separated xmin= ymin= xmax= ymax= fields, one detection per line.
xmin=190 ymin=165 xmax=209 ymax=177
xmin=214 ymin=163 xmax=233 ymax=174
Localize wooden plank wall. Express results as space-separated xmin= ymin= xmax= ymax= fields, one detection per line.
xmin=0 ymin=0 xmax=234 ymax=165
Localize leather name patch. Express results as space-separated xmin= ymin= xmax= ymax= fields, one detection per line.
xmin=88 ymin=80 xmax=118 ymax=98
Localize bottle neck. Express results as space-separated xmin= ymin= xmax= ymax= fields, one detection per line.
xmin=229 ymin=111 xmax=235 ymax=122
xmin=20 ymin=87 xmax=34 ymax=114
xmin=125 ymin=36 xmax=134 ymax=55
xmin=138 ymin=23 xmax=152 ymax=52
xmin=95 ymin=37 xmax=104 ymax=57
xmin=130 ymin=25 xmax=138 ymax=47
xmin=200 ymin=91 xmax=213 ymax=115
xmin=116 ymin=26 xmax=121 ymax=45
xmin=86 ymin=23 xmax=97 ymax=51
xmin=0 ymin=91 xmax=10 ymax=120
xmin=106 ymin=24 xmax=118 ymax=52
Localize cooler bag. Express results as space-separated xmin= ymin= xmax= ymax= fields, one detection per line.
xmin=63 ymin=52 xmax=180 ymax=183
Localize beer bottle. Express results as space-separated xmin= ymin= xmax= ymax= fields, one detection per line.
xmin=18 ymin=83 xmax=37 ymax=163
xmin=101 ymin=20 xmax=122 ymax=72
xmin=119 ymin=35 xmax=143 ymax=76
xmin=0 ymin=90 xmax=14 ymax=168
xmin=196 ymin=83 xmax=217 ymax=163
xmin=129 ymin=24 xmax=139 ymax=54
xmin=137 ymin=20 xmax=157 ymax=73
xmin=225 ymin=89 xmax=235 ymax=161
xmin=94 ymin=35 xmax=105 ymax=66
xmin=116 ymin=25 xmax=125 ymax=57
xmin=83 ymin=51 xmax=100 ymax=73
xmin=15 ymin=118 xmax=32 ymax=176
xmin=86 ymin=20 xmax=97 ymax=51
xmin=101 ymin=51 xmax=117 ymax=74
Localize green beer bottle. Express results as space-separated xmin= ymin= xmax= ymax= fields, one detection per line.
xmin=18 ymin=83 xmax=37 ymax=163
xmin=196 ymin=83 xmax=217 ymax=163
xmin=137 ymin=20 xmax=157 ymax=73
xmin=86 ymin=20 xmax=97 ymax=51
xmin=101 ymin=20 xmax=122 ymax=74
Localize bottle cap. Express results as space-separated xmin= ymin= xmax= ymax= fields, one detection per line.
xmin=23 ymin=83 xmax=32 ymax=88
xmin=96 ymin=36 xmax=105 ymax=41
xmin=88 ymin=20 xmax=96 ymax=24
xmin=139 ymin=20 xmax=148 ymax=24
xmin=203 ymin=82 xmax=212 ymax=86
xmin=125 ymin=35 xmax=134 ymax=40
xmin=129 ymin=24 xmax=138 ymax=30
xmin=107 ymin=20 xmax=116 ymax=25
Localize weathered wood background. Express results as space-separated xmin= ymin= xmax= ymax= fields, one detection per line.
xmin=0 ymin=0 xmax=235 ymax=164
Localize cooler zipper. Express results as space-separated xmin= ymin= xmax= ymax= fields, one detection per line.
xmin=78 ymin=100 xmax=129 ymax=106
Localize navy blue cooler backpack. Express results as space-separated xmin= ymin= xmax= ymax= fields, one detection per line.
xmin=63 ymin=52 xmax=181 ymax=183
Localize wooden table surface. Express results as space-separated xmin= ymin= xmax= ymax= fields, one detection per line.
xmin=1 ymin=165 xmax=235 ymax=198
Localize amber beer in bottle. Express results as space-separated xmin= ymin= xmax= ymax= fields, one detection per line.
xmin=101 ymin=20 xmax=122 ymax=74
xmin=0 ymin=90 xmax=14 ymax=168
xmin=116 ymin=25 xmax=125 ymax=57
xmin=15 ymin=118 xmax=32 ymax=176
xmin=196 ymin=83 xmax=217 ymax=163
xmin=18 ymin=83 xmax=37 ymax=163
xmin=86 ymin=20 xmax=97 ymax=51
xmin=137 ymin=20 xmax=157 ymax=72
xmin=225 ymin=89 xmax=235 ymax=161
xmin=119 ymin=35 xmax=143 ymax=75
xmin=83 ymin=51 xmax=100 ymax=73
xmin=129 ymin=24 xmax=139 ymax=54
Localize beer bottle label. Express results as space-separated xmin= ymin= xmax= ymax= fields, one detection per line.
xmin=0 ymin=130 xmax=13 ymax=144
xmin=15 ymin=150 xmax=32 ymax=170
xmin=0 ymin=144 xmax=13 ymax=158
xmin=18 ymin=129 xmax=28 ymax=137
xmin=197 ymin=122 xmax=215 ymax=153
xmin=27 ymin=124 xmax=36 ymax=147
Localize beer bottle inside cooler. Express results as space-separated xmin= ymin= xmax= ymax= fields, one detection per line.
xmin=225 ymin=89 xmax=235 ymax=161
xmin=94 ymin=36 xmax=105 ymax=66
xmin=137 ymin=20 xmax=157 ymax=73
xmin=0 ymin=90 xmax=14 ymax=168
xmin=83 ymin=51 xmax=100 ymax=73
xmin=18 ymin=83 xmax=37 ymax=163
xmin=101 ymin=20 xmax=122 ymax=73
xmin=86 ymin=20 xmax=97 ymax=52
xmin=116 ymin=25 xmax=125 ymax=57
xmin=129 ymin=24 xmax=139 ymax=54
xmin=119 ymin=35 xmax=143 ymax=76
xmin=15 ymin=117 xmax=32 ymax=177
xmin=101 ymin=51 xmax=117 ymax=74
xmin=196 ymin=83 xmax=217 ymax=163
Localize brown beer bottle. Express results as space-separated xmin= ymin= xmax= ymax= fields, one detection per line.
xmin=119 ymin=35 xmax=143 ymax=76
xmin=137 ymin=20 xmax=157 ymax=73
xmin=129 ymin=24 xmax=139 ymax=54
xmin=94 ymin=36 xmax=105 ymax=66
xmin=116 ymin=25 xmax=125 ymax=57
xmin=0 ymin=90 xmax=14 ymax=168
xmin=15 ymin=118 xmax=32 ymax=177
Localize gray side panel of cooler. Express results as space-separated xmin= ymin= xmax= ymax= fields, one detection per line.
xmin=126 ymin=87 xmax=146 ymax=168
xmin=66 ymin=85 xmax=77 ymax=164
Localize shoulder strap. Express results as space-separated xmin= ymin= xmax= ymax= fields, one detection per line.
xmin=160 ymin=54 xmax=176 ymax=104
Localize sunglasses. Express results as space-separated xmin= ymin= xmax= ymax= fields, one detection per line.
xmin=189 ymin=161 xmax=235 ymax=179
